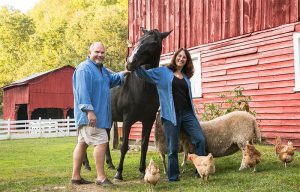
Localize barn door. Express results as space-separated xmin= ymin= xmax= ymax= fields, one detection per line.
xmin=16 ymin=104 xmax=28 ymax=121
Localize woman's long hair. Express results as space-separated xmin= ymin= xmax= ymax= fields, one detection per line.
xmin=167 ymin=48 xmax=194 ymax=78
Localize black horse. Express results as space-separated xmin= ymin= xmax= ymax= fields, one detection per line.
xmin=112 ymin=28 xmax=171 ymax=180
xmin=82 ymin=27 xmax=171 ymax=180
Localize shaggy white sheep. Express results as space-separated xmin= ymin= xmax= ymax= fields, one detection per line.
xmin=155 ymin=111 xmax=261 ymax=173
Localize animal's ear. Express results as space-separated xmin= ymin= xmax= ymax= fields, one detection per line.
xmin=161 ymin=30 xmax=173 ymax=39
xmin=127 ymin=39 xmax=133 ymax=48
xmin=141 ymin=27 xmax=149 ymax=34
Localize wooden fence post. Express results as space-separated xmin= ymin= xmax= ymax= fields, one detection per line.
xmin=67 ymin=116 xmax=70 ymax=136
xmin=39 ymin=117 xmax=42 ymax=137
xmin=7 ymin=119 xmax=11 ymax=139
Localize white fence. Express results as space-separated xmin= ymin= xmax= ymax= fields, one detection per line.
xmin=0 ymin=117 xmax=77 ymax=140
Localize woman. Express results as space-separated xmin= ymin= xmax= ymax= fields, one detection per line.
xmin=134 ymin=48 xmax=206 ymax=182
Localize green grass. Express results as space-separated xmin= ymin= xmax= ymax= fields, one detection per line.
xmin=0 ymin=137 xmax=299 ymax=192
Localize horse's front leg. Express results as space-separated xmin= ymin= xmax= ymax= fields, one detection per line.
xmin=82 ymin=152 xmax=91 ymax=171
xmin=105 ymin=128 xmax=115 ymax=170
xmin=114 ymin=120 xmax=133 ymax=181
xmin=139 ymin=119 xmax=155 ymax=179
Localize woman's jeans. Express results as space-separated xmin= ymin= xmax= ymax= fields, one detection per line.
xmin=162 ymin=109 xmax=206 ymax=181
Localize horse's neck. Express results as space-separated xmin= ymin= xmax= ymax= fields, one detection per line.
xmin=128 ymin=72 xmax=157 ymax=91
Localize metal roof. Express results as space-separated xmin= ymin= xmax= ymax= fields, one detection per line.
xmin=2 ymin=65 xmax=74 ymax=89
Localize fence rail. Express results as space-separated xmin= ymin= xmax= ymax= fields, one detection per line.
xmin=0 ymin=117 xmax=77 ymax=140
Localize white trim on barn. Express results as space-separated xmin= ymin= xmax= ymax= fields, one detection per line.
xmin=159 ymin=52 xmax=202 ymax=98
xmin=293 ymin=33 xmax=300 ymax=92
xmin=190 ymin=53 xmax=202 ymax=98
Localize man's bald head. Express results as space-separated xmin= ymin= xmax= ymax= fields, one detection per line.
xmin=89 ymin=42 xmax=105 ymax=65
xmin=89 ymin=42 xmax=105 ymax=52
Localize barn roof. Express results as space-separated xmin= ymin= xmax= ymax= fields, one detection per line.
xmin=2 ymin=65 xmax=75 ymax=90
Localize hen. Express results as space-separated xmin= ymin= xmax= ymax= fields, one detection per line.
xmin=144 ymin=158 xmax=160 ymax=186
xmin=188 ymin=153 xmax=215 ymax=181
xmin=239 ymin=141 xmax=261 ymax=172
xmin=275 ymin=137 xmax=296 ymax=168
xmin=275 ymin=136 xmax=284 ymax=155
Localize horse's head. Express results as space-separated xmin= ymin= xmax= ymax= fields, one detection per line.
xmin=126 ymin=27 xmax=172 ymax=71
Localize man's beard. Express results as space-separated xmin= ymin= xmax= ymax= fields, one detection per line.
xmin=95 ymin=58 xmax=104 ymax=64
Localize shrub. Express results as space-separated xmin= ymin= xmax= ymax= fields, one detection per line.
xmin=201 ymin=86 xmax=256 ymax=121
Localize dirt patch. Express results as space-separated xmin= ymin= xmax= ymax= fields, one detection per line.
xmin=70 ymin=184 xmax=106 ymax=192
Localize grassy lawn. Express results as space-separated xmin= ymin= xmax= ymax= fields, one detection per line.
xmin=0 ymin=137 xmax=299 ymax=192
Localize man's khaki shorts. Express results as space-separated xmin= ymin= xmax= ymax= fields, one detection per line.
xmin=77 ymin=126 xmax=108 ymax=146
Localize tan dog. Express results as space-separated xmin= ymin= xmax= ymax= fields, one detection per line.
xmin=188 ymin=153 xmax=215 ymax=181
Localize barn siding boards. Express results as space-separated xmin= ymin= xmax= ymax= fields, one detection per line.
xmin=290 ymin=0 xmax=299 ymax=22
xmin=3 ymin=86 xmax=29 ymax=120
xmin=2 ymin=66 xmax=74 ymax=121
xmin=202 ymin=60 xmax=257 ymax=73
xmin=128 ymin=1 xmax=300 ymax=147
xmin=252 ymin=100 xmax=300 ymax=108
xmin=185 ymin=0 xmax=191 ymax=48
xmin=227 ymin=60 xmax=294 ymax=75
xmin=197 ymin=22 xmax=300 ymax=148
xmin=174 ymin=0 xmax=180 ymax=50
xmin=203 ymin=0 xmax=209 ymax=44
xmin=258 ymin=80 xmax=294 ymax=89
xmin=202 ymin=47 xmax=258 ymax=62
xmin=252 ymin=94 xmax=300 ymax=101
xmin=255 ymin=107 xmax=300 ymax=114
xmin=164 ymin=0 xmax=170 ymax=52
xmin=129 ymin=1 xmax=300 ymax=54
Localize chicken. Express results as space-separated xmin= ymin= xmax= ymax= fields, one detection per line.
xmin=239 ymin=141 xmax=261 ymax=172
xmin=275 ymin=137 xmax=296 ymax=168
xmin=144 ymin=158 xmax=160 ymax=186
xmin=275 ymin=136 xmax=284 ymax=155
xmin=188 ymin=153 xmax=215 ymax=181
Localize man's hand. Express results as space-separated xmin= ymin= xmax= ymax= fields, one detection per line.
xmin=87 ymin=110 xmax=96 ymax=127
xmin=123 ymin=69 xmax=131 ymax=76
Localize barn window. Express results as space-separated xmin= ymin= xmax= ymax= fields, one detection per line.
xmin=293 ymin=33 xmax=300 ymax=92
xmin=159 ymin=52 xmax=202 ymax=98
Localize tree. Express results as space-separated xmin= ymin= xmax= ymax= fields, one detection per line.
xmin=0 ymin=7 xmax=35 ymax=87
xmin=0 ymin=1 xmax=128 ymax=117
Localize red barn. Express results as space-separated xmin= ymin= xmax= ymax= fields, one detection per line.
xmin=128 ymin=0 xmax=300 ymax=149
xmin=2 ymin=65 xmax=75 ymax=120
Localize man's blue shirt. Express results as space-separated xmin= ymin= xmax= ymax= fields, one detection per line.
xmin=73 ymin=57 xmax=125 ymax=129
xmin=135 ymin=66 xmax=196 ymax=126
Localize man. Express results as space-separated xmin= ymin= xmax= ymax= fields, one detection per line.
xmin=71 ymin=42 xmax=127 ymax=186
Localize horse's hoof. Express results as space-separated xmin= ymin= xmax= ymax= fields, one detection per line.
xmin=114 ymin=172 xmax=123 ymax=181
xmin=139 ymin=172 xmax=145 ymax=180
xmin=84 ymin=166 xmax=91 ymax=171
xmin=107 ymin=164 xmax=115 ymax=170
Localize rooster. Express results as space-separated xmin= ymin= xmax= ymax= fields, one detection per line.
xmin=275 ymin=137 xmax=296 ymax=168
xmin=144 ymin=158 xmax=160 ymax=186
xmin=239 ymin=141 xmax=261 ymax=172
xmin=188 ymin=153 xmax=215 ymax=181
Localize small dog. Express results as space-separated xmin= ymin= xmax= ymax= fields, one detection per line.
xmin=239 ymin=141 xmax=261 ymax=172
xmin=188 ymin=153 xmax=215 ymax=181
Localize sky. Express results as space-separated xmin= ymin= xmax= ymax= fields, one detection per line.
xmin=0 ymin=0 xmax=40 ymax=13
